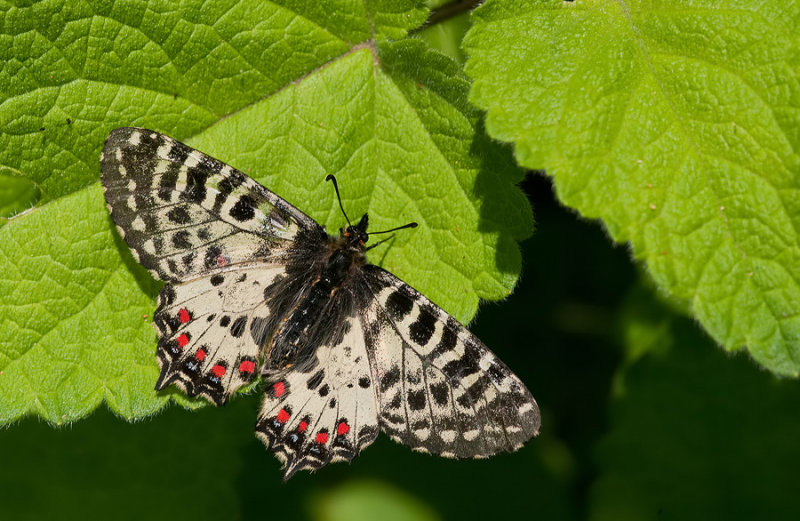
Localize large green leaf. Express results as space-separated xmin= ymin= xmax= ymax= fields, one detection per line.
xmin=0 ymin=1 xmax=532 ymax=424
xmin=464 ymin=0 xmax=800 ymax=375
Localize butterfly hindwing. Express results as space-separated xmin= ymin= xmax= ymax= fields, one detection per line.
xmin=101 ymin=127 xmax=319 ymax=282
xmin=362 ymin=266 xmax=541 ymax=458
xmin=256 ymin=318 xmax=380 ymax=479
xmin=153 ymin=264 xmax=288 ymax=405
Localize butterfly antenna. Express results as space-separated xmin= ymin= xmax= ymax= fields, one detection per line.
xmin=367 ymin=222 xmax=418 ymax=235
xmin=325 ymin=174 xmax=352 ymax=227
xmin=365 ymin=221 xmax=418 ymax=251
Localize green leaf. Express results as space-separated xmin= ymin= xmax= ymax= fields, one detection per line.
xmin=0 ymin=183 xmax=166 ymax=424
xmin=0 ymin=0 xmax=428 ymax=201
xmin=425 ymin=0 xmax=454 ymax=10
xmin=591 ymin=287 xmax=800 ymax=521
xmin=464 ymin=0 xmax=800 ymax=375
xmin=0 ymin=1 xmax=531 ymax=424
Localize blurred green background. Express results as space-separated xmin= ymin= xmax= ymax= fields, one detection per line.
xmin=3 ymin=4 xmax=799 ymax=520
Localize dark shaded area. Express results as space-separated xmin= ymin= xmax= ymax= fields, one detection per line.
xmin=465 ymin=173 xmax=633 ymax=517
xmin=0 ymin=397 xmax=258 ymax=521
xmin=593 ymin=294 xmax=800 ymax=521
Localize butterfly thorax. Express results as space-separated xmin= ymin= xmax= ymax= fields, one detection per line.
xmin=266 ymin=214 xmax=370 ymax=372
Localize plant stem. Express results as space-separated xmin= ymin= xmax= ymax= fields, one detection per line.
xmin=412 ymin=0 xmax=483 ymax=34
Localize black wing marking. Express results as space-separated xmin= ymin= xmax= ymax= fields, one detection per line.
xmin=361 ymin=265 xmax=540 ymax=458
xmin=101 ymin=127 xmax=323 ymax=282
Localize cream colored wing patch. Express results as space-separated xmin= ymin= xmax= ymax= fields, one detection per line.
xmin=154 ymin=263 xmax=287 ymax=405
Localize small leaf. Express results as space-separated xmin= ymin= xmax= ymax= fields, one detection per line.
xmin=464 ymin=0 xmax=800 ymax=374
xmin=0 ymin=167 xmax=41 ymax=222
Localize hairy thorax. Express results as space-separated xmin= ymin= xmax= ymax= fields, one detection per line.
xmin=265 ymin=219 xmax=370 ymax=373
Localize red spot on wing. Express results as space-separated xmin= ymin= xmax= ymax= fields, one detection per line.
xmin=217 ymin=256 xmax=229 ymax=267
xmin=298 ymin=421 xmax=308 ymax=433
xmin=273 ymin=381 xmax=285 ymax=397
xmin=277 ymin=409 xmax=290 ymax=423
xmin=315 ymin=432 xmax=329 ymax=444
xmin=178 ymin=308 xmax=191 ymax=323
xmin=337 ymin=422 xmax=350 ymax=436
xmin=211 ymin=364 xmax=226 ymax=377
xmin=177 ymin=334 xmax=189 ymax=348
xmin=195 ymin=349 xmax=206 ymax=361
xmin=239 ymin=360 xmax=255 ymax=373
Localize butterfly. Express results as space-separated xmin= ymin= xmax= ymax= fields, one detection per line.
xmin=101 ymin=127 xmax=540 ymax=479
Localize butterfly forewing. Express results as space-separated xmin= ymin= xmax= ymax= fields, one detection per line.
xmin=362 ymin=266 xmax=540 ymax=457
xmin=101 ymin=127 xmax=319 ymax=282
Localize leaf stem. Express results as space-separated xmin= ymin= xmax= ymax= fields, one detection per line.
xmin=412 ymin=0 xmax=483 ymax=34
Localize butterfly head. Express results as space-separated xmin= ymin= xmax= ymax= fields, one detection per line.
xmin=342 ymin=213 xmax=370 ymax=247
